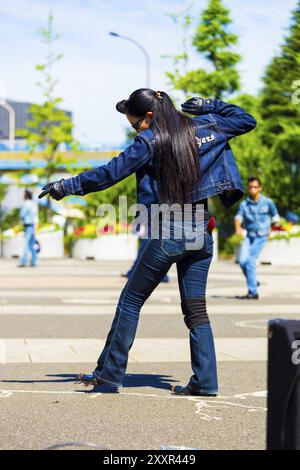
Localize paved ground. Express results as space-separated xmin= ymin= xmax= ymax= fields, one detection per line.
xmin=0 ymin=257 xmax=300 ymax=450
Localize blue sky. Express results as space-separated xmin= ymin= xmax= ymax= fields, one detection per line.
xmin=0 ymin=0 xmax=297 ymax=145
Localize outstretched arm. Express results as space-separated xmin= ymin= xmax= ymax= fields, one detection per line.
xmin=39 ymin=135 xmax=152 ymax=200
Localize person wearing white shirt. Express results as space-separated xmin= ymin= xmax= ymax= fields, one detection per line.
xmin=19 ymin=189 xmax=39 ymax=267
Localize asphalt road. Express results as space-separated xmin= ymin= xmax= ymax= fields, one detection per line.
xmin=0 ymin=258 xmax=299 ymax=450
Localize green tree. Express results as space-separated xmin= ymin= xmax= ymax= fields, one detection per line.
xmin=168 ymin=0 xmax=241 ymax=99
xmin=0 ymin=182 xmax=8 ymax=231
xmin=124 ymin=127 xmax=137 ymax=145
xmin=260 ymin=1 xmax=300 ymax=213
xmin=83 ymin=175 xmax=136 ymax=220
xmin=164 ymin=1 xmax=242 ymax=253
xmin=210 ymin=94 xmax=268 ymax=251
xmin=163 ymin=3 xmax=194 ymax=99
xmin=230 ymin=94 xmax=265 ymax=180
xmin=21 ymin=13 xmax=78 ymax=221
xmin=73 ymin=174 xmax=137 ymax=236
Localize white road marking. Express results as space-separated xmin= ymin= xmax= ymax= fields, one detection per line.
xmin=233 ymin=390 xmax=267 ymax=399
xmin=234 ymin=319 xmax=268 ymax=331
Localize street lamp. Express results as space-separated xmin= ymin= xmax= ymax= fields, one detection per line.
xmin=0 ymin=100 xmax=15 ymax=150
xmin=0 ymin=80 xmax=15 ymax=150
xmin=108 ymin=32 xmax=150 ymax=88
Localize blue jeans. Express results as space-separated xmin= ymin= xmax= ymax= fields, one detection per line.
xmin=20 ymin=224 xmax=37 ymax=267
xmin=238 ymin=235 xmax=268 ymax=295
xmin=125 ymin=237 xmax=169 ymax=282
xmin=93 ymin=210 xmax=218 ymax=394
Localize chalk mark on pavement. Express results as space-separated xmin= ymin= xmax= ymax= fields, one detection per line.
xmin=0 ymin=388 xmax=267 ymax=421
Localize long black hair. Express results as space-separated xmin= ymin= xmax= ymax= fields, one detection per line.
xmin=116 ymin=88 xmax=201 ymax=206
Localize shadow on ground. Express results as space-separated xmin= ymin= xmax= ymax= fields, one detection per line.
xmin=1 ymin=373 xmax=178 ymax=391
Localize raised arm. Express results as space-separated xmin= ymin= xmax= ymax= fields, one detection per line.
xmin=181 ymin=97 xmax=257 ymax=140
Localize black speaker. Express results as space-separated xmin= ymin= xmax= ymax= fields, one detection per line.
xmin=267 ymin=319 xmax=300 ymax=450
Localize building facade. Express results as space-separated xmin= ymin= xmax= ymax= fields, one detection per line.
xmin=0 ymin=99 xmax=72 ymax=140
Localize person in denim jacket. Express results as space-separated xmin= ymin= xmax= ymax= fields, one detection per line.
xmin=235 ymin=177 xmax=280 ymax=299
xmin=39 ymin=88 xmax=256 ymax=396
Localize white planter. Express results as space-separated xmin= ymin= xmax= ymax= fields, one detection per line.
xmin=72 ymin=232 xmax=218 ymax=262
xmin=2 ymin=230 xmax=64 ymax=259
xmin=72 ymin=234 xmax=139 ymax=261
xmin=234 ymin=237 xmax=300 ymax=265
xmin=259 ymin=237 xmax=300 ymax=265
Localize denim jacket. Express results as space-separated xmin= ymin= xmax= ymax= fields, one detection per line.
xmin=63 ymin=99 xmax=257 ymax=208
xmin=235 ymin=194 xmax=280 ymax=237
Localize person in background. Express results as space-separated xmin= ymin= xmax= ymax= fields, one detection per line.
xmin=234 ymin=177 xmax=280 ymax=299
xmin=19 ymin=189 xmax=39 ymax=267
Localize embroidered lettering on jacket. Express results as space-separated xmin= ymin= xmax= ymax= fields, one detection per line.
xmin=195 ymin=133 xmax=215 ymax=148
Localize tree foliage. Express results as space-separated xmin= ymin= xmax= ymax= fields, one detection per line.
xmin=259 ymin=1 xmax=300 ymax=212
xmin=166 ymin=0 xmax=241 ymax=99
xmin=79 ymin=174 xmax=137 ymax=225
xmin=20 ymin=13 xmax=79 ymax=222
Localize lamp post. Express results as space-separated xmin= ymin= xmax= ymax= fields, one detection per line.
xmin=0 ymin=101 xmax=15 ymax=150
xmin=0 ymin=81 xmax=15 ymax=150
xmin=109 ymin=32 xmax=150 ymax=88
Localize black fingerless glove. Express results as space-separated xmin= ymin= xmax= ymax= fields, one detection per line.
xmin=38 ymin=179 xmax=67 ymax=201
xmin=181 ymin=97 xmax=204 ymax=116
xmin=181 ymin=97 xmax=213 ymax=115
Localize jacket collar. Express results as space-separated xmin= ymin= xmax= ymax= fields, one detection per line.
xmin=246 ymin=193 xmax=265 ymax=205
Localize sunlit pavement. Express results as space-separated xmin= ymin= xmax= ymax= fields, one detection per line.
xmin=0 ymin=258 xmax=299 ymax=450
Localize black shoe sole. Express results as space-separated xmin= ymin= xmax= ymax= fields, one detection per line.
xmin=172 ymin=385 xmax=217 ymax=397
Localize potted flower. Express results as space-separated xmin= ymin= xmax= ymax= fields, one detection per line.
xmin=71 ymin=217 xmax=138 ymax=260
